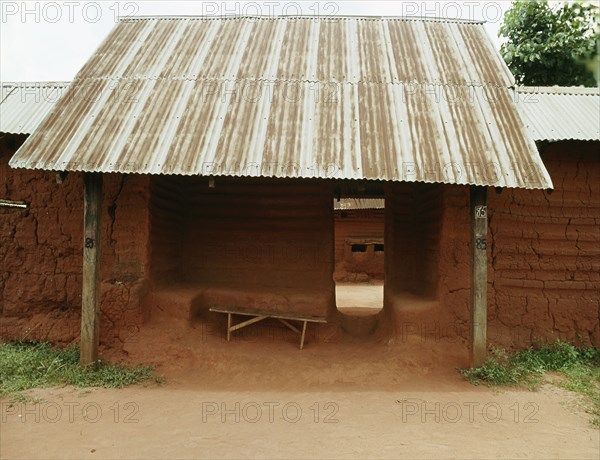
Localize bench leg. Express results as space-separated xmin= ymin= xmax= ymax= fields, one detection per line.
xmin=278 ymin=318 xmax=301 ymax=335
xmin=300 ymin=321 xmax=308 ymax=350
xmin=227 ymin=313 xmax=231 ymax=342
xmin=230 ymin=315 xmax=267 ymax=332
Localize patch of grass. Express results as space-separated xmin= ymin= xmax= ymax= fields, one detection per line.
xmin=461 ymin=340 xmax=600 ymax=426
xmin=0 ymin=341 xmax=162 ymax=401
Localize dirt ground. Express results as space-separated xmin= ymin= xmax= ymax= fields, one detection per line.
xmin=335 ymin=282 xmax=384 ymax=310
xmin=1 ymin=285 xmax=599 ymax=459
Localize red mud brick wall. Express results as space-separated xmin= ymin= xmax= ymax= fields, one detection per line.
xmin=438 ymin=142 xmax=599 ymax=348
xmin=99 ymin=173 xmax=151 ymax=347
xmin=0 ymin=137 xmax=83 ymax=343
xmin=1 ymin=136 xmax=151 ymax=346
xmin=385 ymin=182 xmax=443 ymax=298
xmin=383 ymin=181 xmax=454 ymax=341
xmin=384 ymin=182 xmax=450 ymax=342
xmin=489 ymin=142 xmax=600 ymax=347
xmin=148 ymin=176 xmax=185 ymax=282
xmin=180 ymin=178 xmax=336 ymax=317
xmin=334 ymin=209 xmax=384 ymax=282
xmin=437 ymin=185 xmax=475 ymax=341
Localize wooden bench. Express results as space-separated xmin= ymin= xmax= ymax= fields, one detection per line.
xmin=210 ymin=306 xmax=327 ymax=349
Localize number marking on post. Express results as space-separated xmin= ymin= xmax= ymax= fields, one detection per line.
xmin=475 ymin=205 xmax=487 ymax=219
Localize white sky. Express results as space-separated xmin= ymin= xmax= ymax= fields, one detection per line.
xmin=0 ymin=1 xmax=514 ymax=82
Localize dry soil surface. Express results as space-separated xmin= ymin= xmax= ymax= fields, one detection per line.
xmin=335 ymin=282 xmax=384 ymax=310
xmin=1 ymin=285 xmax=598 ymax=459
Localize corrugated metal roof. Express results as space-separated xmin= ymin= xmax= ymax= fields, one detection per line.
xmin=1 ymin=82 xmax=69 ymax=135
xmin=514 ymin=86 xmax=600 ymax=142
xmin=334 ymin=198 xmax=385 ymax=210
xmin=9 ymin=16 xmax=552 ymax=190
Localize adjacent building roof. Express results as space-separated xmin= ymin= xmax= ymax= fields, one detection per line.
xmin=0 ymin=82 xmax=69 ymax=135
xmin=515 ymin=86 xmax=600 ymax=142
xmin=334 ymin=198 xmax=385 ymax=211
xmin=9 ymin=16 xmax=553 ymax=189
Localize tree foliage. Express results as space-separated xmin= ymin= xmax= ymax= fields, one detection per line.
xmin=499 ymin=0 xmax=599 ymax=86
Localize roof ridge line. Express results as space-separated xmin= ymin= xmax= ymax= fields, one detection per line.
xmin=516 ymin=85 xmax=600 ymax=95
xmin=117 ymin=14 xmax=485 ymax=24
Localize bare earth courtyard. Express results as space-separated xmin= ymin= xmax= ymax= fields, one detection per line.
xmin=1 ymin=285 xmax=598 ymax=459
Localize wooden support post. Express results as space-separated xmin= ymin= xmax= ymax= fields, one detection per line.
xmin=470 ymin=186 xmax=488 ymax=367
xmin=80 ymin=173 xmax=102 ymax=366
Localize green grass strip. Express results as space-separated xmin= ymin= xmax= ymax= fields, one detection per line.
xmin=0 ymin=341 xmax=161 ymax=401
xmin=461 ymin=339 xmax=600 ymax=427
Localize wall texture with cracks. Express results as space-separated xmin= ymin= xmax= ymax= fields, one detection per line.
xmin=0 ymin=136 xmax=151 ymax=348
xmin=437 ymin=184 xmax=473 ymax=341
xmin=489 ymin=141 xmax=600 ymax=347
xmin=402 ymin=142 xmax=599 ymax=348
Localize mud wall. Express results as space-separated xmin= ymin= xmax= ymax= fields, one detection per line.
xmin=489 ymin=141 xmax=600 ymax=347
xmin=436 ymin=141 xmax=599 ymax=348
xmin=436 ymin=185 xmax=474 ymax=340
xmin=148 ymin=176 xmax=185 ymax=282
xmin=334 ymin=208 xmax=384 ymax=281
xmin=3 ymin=134 xmax=597 ymax=348
xmin=385 ymin=182 xmax=443 ymax=298
xmin=0 ymin=135 xmax=151 ymax=346
xmin=179 ymin=178 xmax=335 ymax=317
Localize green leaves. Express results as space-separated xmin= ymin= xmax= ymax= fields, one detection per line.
xmin=499 ymin=0 xmax=599 ymax=86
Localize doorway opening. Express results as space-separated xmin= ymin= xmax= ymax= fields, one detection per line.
xmin=333 ymin=184 xmax=385 ymax=335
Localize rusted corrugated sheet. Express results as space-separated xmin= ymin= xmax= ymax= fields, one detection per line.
xmin=334 ymin=198 xmax=384 ymax=210
xmin=0 ymin=82 xmax=69 ymax=135
xmin=9 ymin=16 xmax=552 ymax=189
xmin=515 ymin=86 xmax=600 ymax=142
